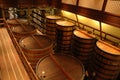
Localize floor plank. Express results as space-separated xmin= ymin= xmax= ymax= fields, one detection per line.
xmin=0 ymin=27 xmax=30 ymax=80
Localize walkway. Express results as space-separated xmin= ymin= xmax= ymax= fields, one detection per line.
xmin=0 ymin=27 xmax=30 ymax=80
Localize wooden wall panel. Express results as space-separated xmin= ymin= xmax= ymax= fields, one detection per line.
xmin=61 ymin=3 xmax=77 ymax=13
xmin=102 ymin=12 xmax=120 ymax=27
xmin=77 ymin=6 xmax=120 ymax=27
xmin=51 ymin=0 xmax=61 ymax=8
xmin=77 ymin=7 xmax=102 ymax=21
xmin=0 ymin=0 xmax=17 ymax=7
xmin=0 ymin=0 xmax=51 ymax=8
xmin=35 ymin=0 xmax=51 ymax=7
xmin=62 ymin=0 xmax=77 ymax=5
xmin=17 ymin=0 xmax=34 ymax=7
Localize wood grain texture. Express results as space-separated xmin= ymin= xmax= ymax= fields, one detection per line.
xmin=0 ymin=27 xmax=30 ymax=80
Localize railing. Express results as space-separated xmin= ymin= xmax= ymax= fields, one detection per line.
xmin=4 ymin=20 xmax=39 ymax=80
xmin=60 ymin=16 xmax=120 ymax=47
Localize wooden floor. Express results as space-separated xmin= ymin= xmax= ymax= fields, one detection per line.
xmin=0 ymin=27 xmax=30 ymax=80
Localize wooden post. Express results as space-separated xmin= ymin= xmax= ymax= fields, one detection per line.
xmin=99 ymin=21 xmax=102 ymax=40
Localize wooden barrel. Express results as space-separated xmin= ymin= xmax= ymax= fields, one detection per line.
xmin=56 ymin=20 xmax=75 ymax=54
xmin=46 ymin=15 xmax=61 ymax=41
xmin=93 ymin=40 xmax=120 ymax=80
xmin=7 ymin=19 xmax=28 ymax=25
xmin=6 ymin=19 xmax=19 ymax=27
xmin=19 ymin=35 xmax=54 ymax=70
xmin=11 ymin=24 xmax=36 ymax=40
xmin=71 ymin=29 xmax=97 ymax=65
xmin=36 ymin=54 xmax=85 ymax=80
xmin=17 ymin=19 xmax=28 ymax=25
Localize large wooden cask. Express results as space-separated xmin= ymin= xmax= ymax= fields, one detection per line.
xmin=71 ymin=29 xmax=97 ymax=66
xmin=19 ymin=35 xmax=54 ymax=70
xmin=6 ymin=19 xmax=19 ymax=26
xmin=56 ymin=20 xmax=75 ymax=54
xmin=11 ymin=24 xmax=36 ymax=40
xmin=92 ymin=40 xmax=120 ymax=80
xmin=6 ymin=19 xmax=28 ymax=26
xmin=36 ymin=54 xmax=85 ymax=80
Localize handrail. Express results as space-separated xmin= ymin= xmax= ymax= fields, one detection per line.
xmin=60 ymin=16 xmax=120 ymax=46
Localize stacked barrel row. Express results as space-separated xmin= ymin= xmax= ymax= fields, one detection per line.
xmin=7 ymin=19 xmax=20 ymax=26
xmin=56 ymin=20 xmax=75 ymax=54
xmin=46 ymin=15 xmax=61 ymax=41
xmin=91 ymin=40 xmax=120 ymax=80
xmin=71 ymin=29 xmax=97 ymax=67
xmin=71 ymin=29 xmax=120 ymax=80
